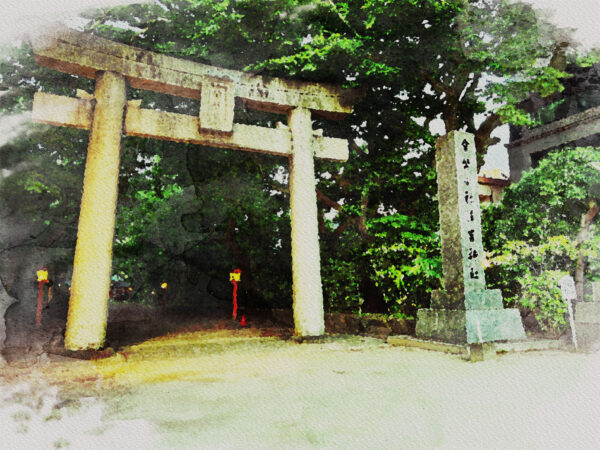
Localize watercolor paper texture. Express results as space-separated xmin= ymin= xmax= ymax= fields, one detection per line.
xmin=1 ymin=1 xmax=600 ymax=448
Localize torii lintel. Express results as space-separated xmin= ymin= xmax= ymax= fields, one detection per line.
xmin=32 ymin=27 xmax=361 ymax=128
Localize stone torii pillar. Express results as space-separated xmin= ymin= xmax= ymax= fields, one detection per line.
xmin=31 ymin=28 xmax=359 ymax=349
xmin=64 ymin=71 xmax=126 ymax=350
xmin=288 ymin=107 xmax=324 ymax=336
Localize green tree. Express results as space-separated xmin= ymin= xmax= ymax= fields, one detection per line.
xmin=250 ymin=0 xmax=572 ymax=154
xmin=0 ymin=0 xmax=581 ymax=315
xmin=483 ymin=148 xmax=600 ymax=332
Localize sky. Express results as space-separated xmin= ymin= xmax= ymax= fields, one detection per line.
xmin=2 ymin=0 xmax=599 ymax=46
xmin=526 ymin=0 xmax=600 ymax=49
xmin=0 ymin=1 xmax=148 ymax=44
xmin=2 ymin=0 xmax=600 ymax=175
xmin=483 ymin=0 xmax=600 ymax=174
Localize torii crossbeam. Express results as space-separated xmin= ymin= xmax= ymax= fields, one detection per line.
xmin=31 ymin=29 xmax=358 ymax=350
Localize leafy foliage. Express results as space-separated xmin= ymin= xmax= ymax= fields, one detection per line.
xmin=483 ymin=148 xmax=600 ymax=333
xmin=486 ymin=237 xmax=577 ymax=334
xmin=484 ymin=147 xmax=600 ymax=246
xmin=366 ymin=214 xmax=441 ymax=315
xmin=515 ymin=270 xmax=570 ymax=335
xmin=0 ymin=0 xmax=585 ymax=315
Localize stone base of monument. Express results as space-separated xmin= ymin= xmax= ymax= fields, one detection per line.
xmin=574 ymin=282 xmax=600 ymax=351
xmin=388 ymin=335 xmax=567 ymax=362
xmin=388 ymin=335 xmax=497 ymax=361
xmin=415 ymin=308 xmax=526 ymax=344
xmin=415 ymin=289 xmax=526 ymax=345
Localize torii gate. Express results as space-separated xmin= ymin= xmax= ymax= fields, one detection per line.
xmin=31 ymin=29 xmax=357 ymax=350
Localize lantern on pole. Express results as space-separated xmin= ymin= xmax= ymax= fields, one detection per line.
xmin=37 ymin=269 xmax=48 ymax=282
xmin=35 ymin=268 xmax=50 ymax=328
xmin=229 ymin=269 xmax=241 ymax=320
xmin=160 ymin=282 xmax=168 ymax=311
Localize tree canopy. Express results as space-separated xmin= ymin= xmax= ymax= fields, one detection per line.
xmin=0 ymin=0 xmax=585 ymax=317
xmin=484 ymin=147 xmax=600 ymax=314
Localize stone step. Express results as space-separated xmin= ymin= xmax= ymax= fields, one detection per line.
xmin=575 ymin=323 xmax=600 ymax=351
xmin=388 ymin=335 xmax=569 ymax=362
xmin=388 ymin=335 xmax=468 ymax=357
xmin=494 ymin=339 xmax=566 ymax=353
xmin=575 ymin=302 xmax=600 ymax=324
xmin=593 ymin=282 xmax=600 ymax=302
xmin=415 ymin=308 xmax=525 ymax=344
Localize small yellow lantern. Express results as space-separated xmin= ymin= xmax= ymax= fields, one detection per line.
xmin=37 ymin=269 xmax=48 ymax=282
xmin=161 ymin=282 xmax=168 ymax=290
xmin=229 ymin=269 xmax=241 ymax=282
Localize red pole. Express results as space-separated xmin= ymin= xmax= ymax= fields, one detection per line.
xmin=36 ymin=281 xmax=44 ymax=328
xmin=232 ymin=280 xmax=238 ymax=320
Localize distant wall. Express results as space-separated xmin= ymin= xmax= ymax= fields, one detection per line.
xmin=508 ymin=63 xmax=600 ymax=182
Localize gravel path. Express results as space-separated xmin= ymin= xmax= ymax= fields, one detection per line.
xmin=2 ymin=327 xmax=599 ymax=449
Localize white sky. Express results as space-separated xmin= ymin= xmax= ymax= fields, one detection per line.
xmin=483 ymin=0 xmax=600 ymax=174
xmin=526 ymin=0 xmax=600 ymax=50
xmin=2 ymin=0 xmax=599 ymax=175
xmin=0 ymin=1 xmax=148 ymax=44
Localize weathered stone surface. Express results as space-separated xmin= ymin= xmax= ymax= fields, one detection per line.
xmin=388 ymin=335 xmax=467 ymax=356
xmin=32 ymin=27 xmax=359 ymax=117
xmin=435 ymin=131 xmax=487 ymax=294
xmin=32 ymin=93 xmax=350 ymax=161
xmin=324 ymin=313 xmax=360 ymax=334
xmin=64 ymin=71 xmax=126 ymax=351
xmin=416 ymin=309 xmax=468 ymax=344
xmin=31 ymin=30 xmax=358 ymax=349
xmin=31 ymin=91 xmax=93 ymax=129
xmin=322 ymin=313 xmax=417 ymax=337
xmin=593 ymin=282 xmax=600 ymax=302
xmin=416 ymin=131 xmax=525 ymax=344
xmin=416 ymin=309 xmax=525 ymax=344
xmin=465 ymin=290 xmax=504 ymax=310
xmin=289 ymin=107 xmax=324 ymax=337
xmin=430 ymin=289 xmax=503 ymax=310
xmin=343 ymin=315 xmax=361 ymax=334
xmin=494 ymin=339 xmax=566 ymax=353
xmin=575 ymin=323 xmax=600 ymax=351
xmin=199 ymin=80 xmax=235 ymax=133
xmin=388 ymin=318 xmax=416 ymax=335
xmin=430 ymin=290 xmax=464 ymax=310
xmin=389 ymin=334 xmax=567 ymax=360
xmin=468 ymin=343 xmax=498 ymax=362
xmin=362 ymin=317 xmax=387 ymax=330
xmin=575 ymin=302 xmax=600 ymax=324
xmin=465 ymin=309 xmax=525 ymax=343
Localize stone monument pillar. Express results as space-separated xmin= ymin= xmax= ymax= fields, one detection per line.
xmin=416 ymin=131 xmax=525 ymax=344
xmin=575 ymin=282 xmax=600 ymax=350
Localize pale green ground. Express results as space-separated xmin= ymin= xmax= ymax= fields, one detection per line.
xmin=2 ymin=329 xmax=600 ymax=449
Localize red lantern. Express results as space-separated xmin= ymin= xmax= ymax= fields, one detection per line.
xmin=35 ymin=268 xmax=49 ymax=328
xmin=229 ymin=269 xmax=242 ymax=320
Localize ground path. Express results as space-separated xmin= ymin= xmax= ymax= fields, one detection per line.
xmin=2 ymin=323 xmax=600 ymax=449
